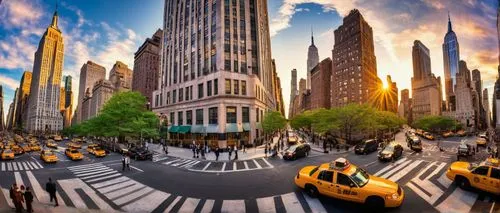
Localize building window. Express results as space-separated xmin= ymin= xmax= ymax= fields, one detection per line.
xmin=207 ymin=80 xmax=212 ymax=96
xmin=190 ymin=86 xmax=193 ymax=100
xmin=170 ymin=112 xmax=175 ymax=125
xmin=167 ymin=92 xmax=170 ymax=105
xmin=241 ymin=81 xmax=246 ymax=95
xmin=242 ymin=107 xmax=249 ymax=123
xmin=178 ymin=111 xmax=183 ymax=125
xmin=209 ymin=107 xmax=218 ymax=124
xmin=214 ymin=79 xmax=218 ymax=95
xmin=225 ymin=79 xmax=231 ymax=94
xmin=226 ymin=107 xmax=237 ymax=123
xmin=198 ymin=83 xmax=204 ymax=99
xmin=172 ymin=90 xmax=177 ymax=104
xmin=179 ymin=88 xmax=184 ymax=102
xmin=186 ymin=110 xmax=192 ymax=125
xmin=256 ymin=108 xmax=259 ymax=122
xmin=185 ymin=87 xmax=190 ymax=101
xmin=196 ymin=109 xmax=204 ymax=125
xmin=233 ymin=80 xmax=239 ymax=95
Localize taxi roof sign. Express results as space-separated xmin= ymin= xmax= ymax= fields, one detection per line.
xmin=330 ymin=158 xmax=350 ymax=170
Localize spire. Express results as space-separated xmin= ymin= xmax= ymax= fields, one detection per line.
xmin=447 ymin=11 xmax=452 ymax=32
xmin=50 ymin=0 xmax=59 ymax=28
xmin=311 ymin=26 xmax=315 ymax=46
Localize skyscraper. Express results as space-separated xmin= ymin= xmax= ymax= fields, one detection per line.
xmin=443 ymin=13 xmax=460 ymax=111
xmin=61 ymin=75 xmax=73 ymax=127
xmin=27 ymin=8 xmax=64 ymax=133
xmin=398 ymin=89 xmax=411 ymax=123
xmin=0 ymin=85 xmax=4 ymax=131
xmin=77 ymin=61 xmax=106 ymax=124
xmin=289 ymin=68 xmax=297 ymax=118
xmin=152 ymin=0 xmax=276 ymax=145
xmin=109 ymin=61 xmax=133 ymax=92
xmin=310 ymin=58 xmax=332 ymax=110
xmin=483 ymin=89 xmax=491 ymax=128
xmin=411 ymin=40 xmax=442 ymax=120
xmin=307 ymin=28 xmax=319 ymax=90
xmin=331 ymin=9 xmax=380 ymax=108
xmin=14 ymin=71 xmax=32 ymax=128
xmin=133 ymin=29 xmax=162 ymax=104
xmin=455 ymin=61 xmax=476 ymax=130
xmin=8 ymin=88 xmax=19 ymax=129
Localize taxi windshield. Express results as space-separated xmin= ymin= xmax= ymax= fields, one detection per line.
xmin=4 ymin=150 xmax=12 ymax=154
xmin=70 ymin=150 xmax=79 ymax=153
xmin=350 ymin=167 xmax=369 ymax=187
xmin=44 ymin=152 xmax=55 ymax=156
xmin=383 ymin=145 xmax=394 ymax=152
xmin=287 ymin=145 xmax=298 ymax=152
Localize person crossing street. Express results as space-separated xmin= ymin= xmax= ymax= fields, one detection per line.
xmin=45 ymin=178 xmax=59 ymax=206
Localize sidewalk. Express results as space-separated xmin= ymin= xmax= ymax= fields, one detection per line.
xmin=1 ymin=200 xmax=118 ymax=213
xmin=150 ymin=136 xmax=280 ymax=162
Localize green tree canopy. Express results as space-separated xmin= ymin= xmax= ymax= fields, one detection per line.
xmin=261 ymin=111 xmax=287 ymax=134
xmin=412 ymin=115 xmax=459 ymax=133
xmin=64 ymin=91 xmax=159 ymax=142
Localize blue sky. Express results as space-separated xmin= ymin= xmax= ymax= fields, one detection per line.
xmin=0 ymin=0 xmax=498 ymax=121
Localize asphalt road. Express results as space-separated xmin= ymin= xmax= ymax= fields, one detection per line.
xmin=0 ymin=134 xmax=498 ymax=213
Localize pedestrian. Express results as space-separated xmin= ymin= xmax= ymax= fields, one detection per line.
xmin=13 ymin=186 xmax=24 ymax=213
xmin=125 ymin=154 xmax=131 ymax=171
xmin=234 ymin=145 xmax=238 ymax=160
xmin=45 ymin=178 xmax=59 ymax=206
xmin=145 ymin=141 xmax=149 ymax=150
xmin=215 ymin=147 xmax=220 ymax=161
xmin=24 ymin=186 xmax=34 ymax=213
xmin=201 ymin=145 xmax=206 ymax=159
xmin=192 ymin=143 xmax=196 ymax=158
xmin=9 ymin=183 xmax=17 ymax=209
xmin=196 ymin=144 xmax=201 ymax=158
xmin=265 ymin=144 xmax=268 ymax=157
xmin=228 ymin=146 xmax=232 ymax=160
xmin=243 ymin=142 xmax=246 ymax=153
xmin=122 ymin=154 xmax=126 ymax=171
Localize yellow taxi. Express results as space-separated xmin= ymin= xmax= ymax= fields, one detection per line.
xmin=294 ymin=158 xmax=404 ymax=209
xmin=446 ymin=161 xmax=500 ymax=195
xmin=475 ymin=138 xmax=487 ymax=147
xmin=86 ymin=144 xmax=98 ymax=154
xmin=65 ymin=148 xmax=83 ymax=161
xmin=1 ymin=149 xmax=15 ymax=160
xmin=46 ymin=140 xmax=58 ymax=149
xmin=423 ymin=132 xmax=434 ymax=140
xmin=20 ymin=144 xmax=31 ymax=152
xmin=91 ymin=147 xmax=106 ymax=157
xmin=40 ymin=150 xmax=58 ymax=163
xmin=54 ymin=135 xmax=62 ymax=141
xmin=67 ymin=142 xmax=82 ymax=149
xmin=10 ymin=144 xmax=24 ymax=155
xmin=29 ymin=143 xmax=41 ymax=151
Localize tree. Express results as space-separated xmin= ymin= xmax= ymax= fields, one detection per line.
xmin=65 ymin=91 xmax=159 ymax=143
xmin=262 ymin=111 xmax=287 ymax=134
xmin=412 ymin=115 xmax=459 ymax=133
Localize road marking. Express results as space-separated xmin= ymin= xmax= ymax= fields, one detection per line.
xmin=58 ymin=178 xmax=113 ymax=210
xmin=201 ymin=199 xmax=215 ymax=213
xmin=490 ymin=202 xmax=496 ymax=213
xmin=257 ymin=196 xmax=276 ymax=213
xmin=71 ymin=166 xmax=109 ymax=173
xmin=1 ymin=162 xmax=4 ymax=171
xmin=26 ymin=162 xmax=34 ymax=170
xmin=123 ymin=190 xmax=170 ymax=213
xmin=179 ymin=161 xmax=200 ymax=168
xmin=14 ymin=171 xmax=24 ymax=187
xmin=22 ymin=162 xmax=29 ymax=170
xmin=362 ymin=161 xmax=378 ymax=167
xmin=373 ymin=157 xmax=408 ymax=176
xmin=86 ymin=173 xmax=121 ymax=183
xmin=221 ymin=200 xmax=245 ymax=213
xmin=281 ymin=192 xmax=305 ymax=213
xmin=30 ymin=161 xmax=39 ymax=169
xmin=178 ymin=198 xmax=200 ymax=213
xmin=221 ymin=163 xmax=226 ymax=171
xmin=106 ymin=183 xmax=145 ymax=200
xmin=388 ymin=160 xmax=423 ymax=182
xmin=163 ymin=159 xmax=183 ymax=165
xmin=67 ymin=163 xmax=104 ymax=169
xmin=233 ymin=162 xmax=237 ymax=171
xmin=435 ymin=187 xmax=477 ymax=213
xmin=81 ymin=171 xmax=118 ymax=180
xmin=12 ymin=162 xmax=18 ymax=171
xmin=1 ymin=188 xmax=14 ymax=207
xmin=75 ymin=168 xmax=114 ymax=177
xmin=98 ymin=180 xmax=135 ymax=194
xmin=113 ymin=186 xmax=153 ymax=206
xmin=164 ymin=196 xmax=182 ymax=213
xmin=380 ymin=159 xmax=413 ymax=179
xmin=91 ymin=176 xmax=130 ymax=189
xmin=407 ymin=162 xmax=445 ymax=204
xmin=17 ymin=162 xmax=23 ymax=171
xmin=202 ymin=162 xmax=211 ymax=171
xmin=35 ymin=160 xmax=43 ymax=168
xmin=131 ymin=166 xmax=144 ymax=172
xmin=253 ymin=159 xmax=262 ymax=169
xmin=244 ymin=161 xmax=249 ymax=170
xmin=303 ymin=192 xmax=327 ymax=213
xmin=172 ymin=159 xmax=192 ymax=167
xmin=7 ymin=162 xmax=12 ymax=171
xmin=262 ymin=158 xmax=273 ymax=168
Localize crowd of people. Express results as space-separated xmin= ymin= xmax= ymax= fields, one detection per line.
xmin=8 ymin=177 xmax=58 ymax=212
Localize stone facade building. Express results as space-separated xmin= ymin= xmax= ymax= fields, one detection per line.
xmin=443 ymin=14 xmax=460 ymax=111
xmin=310 ymin=58 xmax=332 ymax=110
xmin=133 ymin=29 xmax=162 ymax=104
xmin=27 ymin=10 xmax=64 ymax=133
xmin=81 ymin=89 xmax=92 ymax=122
xmin=61 ymin=75 xmax=73 ymax=128
xmin=483 ymin=89 xmax=491 ymax=128
xmin=289 ymin=69 xmax=297 ymax=118
xmin=90 ymin=80 xmax=115 ymax=119
xmin=0 ymin=86 xmax=4 ymax=131
xmin=110 ymin=61 xmax=133 ymax=92
xmin=455 ymin=61 xmax=476 ymax=130
xmin=271 ymin=60 xmax=285 ymax=116
xmin=331 ymin=9 xmax=381 ymax=108
xmin=77 ymin=61 xmax=106 ymax=124
xmin=398 ymin=89 xmax=412 ymax=123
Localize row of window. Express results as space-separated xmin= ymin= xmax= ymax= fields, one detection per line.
xmin=169 ymin=106 xmax=251 ymax=126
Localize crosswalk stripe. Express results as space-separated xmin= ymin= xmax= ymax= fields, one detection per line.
xmin=22 ymin=162 xmax=29 ymax=170
xmin=68 ymin=163 xmax=103 ymax=170
xmin=17 ymin=162 xmax=23 ymax=171
xmin=178 ymin=198 xmax=200 ymax=213
xmin=388 ymin=160 xmax=424 ymax=182
xmin=221 ymin=200 xmax=245 ymax=213
xmin=26 ymin=162 xmax=34 ymax=170
xmin=98 ymin=180 xmax=135 ymax=194
xmin=107 ymin=183 xmax=145 ymax=200
xmin=201 ymin=199 xmax=215 ymax=213
xmin=26 ymin=171 xmax=48 ymax=203
xmin=71 ymin=166 xmax=108 ymax=173
xmin=171 ymin=159 xmax=190 ymax=167
xmin=381 ymin=159 xmax=413 ymax=179
xmin=81 ymin=171 xmax=118 ymax=180
xmin=243 ymin=161 xmax=249 ymax=170
xmin=14 ymin=171 xmax=24 ymax=187
xmin=253 ymin=159 xmax=262 ymax=169
xmin=58 ymin=178 xmax=112 ymax=210
xmin=202 ymin=162 xmax=211 ymax=171
xmin=262 ymin=158 xmax=273 ymax=168
xmin=180 ymin=161 xmax=200 ymax=168
xmin=75 ymin=168 xmax=114 ymax=177
xmin=437 ymin=170 xmax=452 ymax=188
xmin=256 ymin=196 xmax=276 ymax=213
xmin=281 ymin=192 xmax=305 ymax=213
xmin=86 ymin=173 xmax=121 ymax=183
xmin=233 ymin=162 xmax=237 ymax=171
xmin=113 ymin=186 xmax=153 ymax=206
xmin=35 ymin=161 xmax=43 ymax=168
xmin=1 ymin=188 xmax=14 ymax=207
xmin=163 ymin=159 xmax=183 ymax=165
xmin=30 ymin=161 xmax=39 ymax=169
xmin=164 ymin=196 xmax=182 ymax=213
xmin=91 ymin=176 xmax=130 ymax=189
xmin=13 ymin=162 xmax=18 ymax=171
xmin=122 ymin=190 xmax=170 ymax=213
xmin=1 ymin=162 xmax=4 ymax=171
xmin=7 ymin=162 xmax=12 ymax=171
xmin=302 ymin=192 xmax=327 ymax=213
xmin=221 ymin=163 xmax=226 ymax=171
xmin=436 ymin=188 xmax=477 ymax=213
xmin=373 ymin=157 xmax=408 ymax=176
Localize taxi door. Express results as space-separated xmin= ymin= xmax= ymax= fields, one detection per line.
xmin=334 ymin=172 xmax=362 ymax=202
xmin=487 ymin=168 xmax=500 ymax=194
xmin=316 ymin=170 xmax=336 ymax=197
xmin=471 ymin=166 xmax=491 ymax=192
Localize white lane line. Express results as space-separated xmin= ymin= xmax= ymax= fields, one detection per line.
xmin=200 ymin=199 xmax=215 ymax=213
xmin=86 ymin=173 xmax=121 ymax=183
xmin=262 ymin=158 xmax=273 ymax=168
xmin=179 ymin=161 xmax=200 ymax=168
xmin=1 ymin=162 xmax=4 ymax=171
xmin=81 ymin=171 xmax=118 ymax=180
xmin=221 ymin=163 xmax=226 ymax=171
xmin=281 ymin=192 xmax=305 ymax=213
xmin=29 ymin=162 xmax=39 ymax=169
xmin=58 ymin=178 xmax=112 ymax=210
xmin=130 ymin=166 xmax=144 ymax=172
xmin=253 ymin=159 xmax=262 ymax=169
xmin=256 ymin=196 xmax=276 ymax=213
xmin=163 ymin=196 xmax=182 ymax=213
xmin=17 ymin=162 xmax=23 ymax=171
xmin=98 ymin=180 xmax=135 ymax=194
xmin=373 ymin=158 xmax=408 ymax=176
xmin=106 ymin=183 xmax=145 ymax=200
xmin=202 ymin=162 xmax=211 ymax=171
xmin=172 ymin=159 xmax=192 ymax=167
xmin=302 ymin=192 xmax=327 ymax=213
xmin=22 ymin=162 xmax=29 ymax=170
xmin=435 ymin=187 xmax=477 ymax=213
xmin=243 ymin=161 xmax=249 ymax=170
xmin=381 ymin=159 xmax=413 ymax=179
xmin=388 ymin=160 xmax=423 ymax=182
xmin=177 ymin=198 xmax=200 ymax=213
xmin=122 ymin=190 xmax=170 ymax=213
xmin=12 ymin=162 xmax=18 ymax=171
xmin=113 ymin=187 xmax=153 ymax=206
xmin=7 ymin=162 xmax=12 ymax=171
xmin=233 ymin=162 xmax=237 ymax=171
xmin=72 ymin=166 xmax=109 ymax=174
xmin=490 ymin=202 xmax=496 ymax=213
xmin=35 ymin=161 xmax=43 ymax=168
xmin=75 ymin=168 xmax=114 ymax=177
xmin=221 ymin=200 xmax=245 ymax=213
xmin=14 ymin=172 xmax=24 ymax=187
xmin=91 ymin=176 xmax=129 ymax=189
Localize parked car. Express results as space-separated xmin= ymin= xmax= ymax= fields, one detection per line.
xmin=378 ymin=143 xmax=403 ymax=161
xmin=128 ymin=147 xmax=153 ymax=160
xmin=354 ymin=139 xmax=379 ymax=155
xmin=423 ymin=132 xmax=434 ymax=140
xmin=442 ymin=131 xmax=454 ymax=138
xmin=283 ymin=143 xmax=311 ymax=160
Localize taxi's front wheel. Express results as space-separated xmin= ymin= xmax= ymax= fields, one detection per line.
xmin=365 ymin=196 xmax=384 ymax=210
xmin=305 ymin=184 xmax=318 ymax=198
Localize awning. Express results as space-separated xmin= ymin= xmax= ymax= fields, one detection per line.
xmin=168 ymin=126 xmax=179 ymax=133
xmin=190 ymin=125 xmax=205 ymax=133
xmin=177 ymin=126 xmax=191 ymax=134
xmin=226 ymin=123 xmax=243 ymax=133
xmin=206 ymin=125 xmax=219 ymax=133
xmin=242 ymin=123 xmax=251 ymax=131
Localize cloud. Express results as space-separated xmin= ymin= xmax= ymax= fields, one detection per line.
xmin=0 ymin=74 xmax=20 ymax=90
xmin=0 ymin=0 xmax=43 ymax=29
xmin=0 ymin=37 xmax=37 ymax=69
